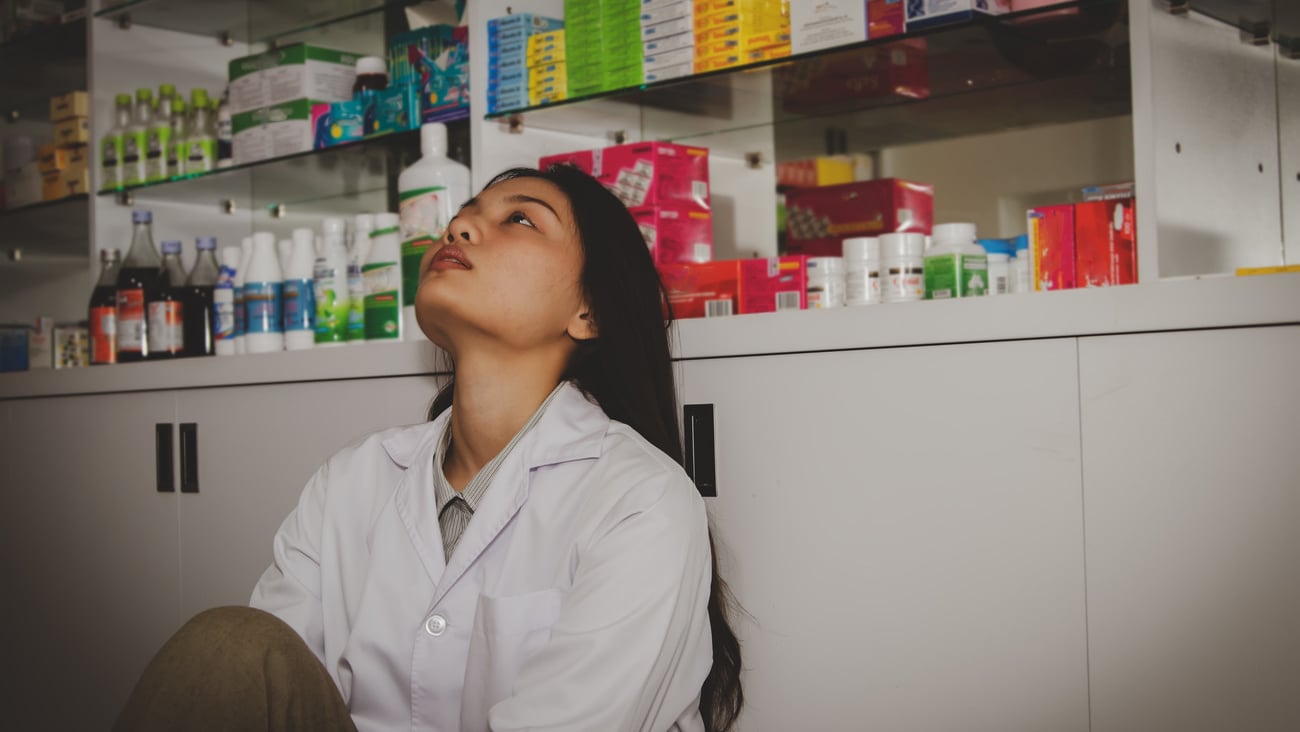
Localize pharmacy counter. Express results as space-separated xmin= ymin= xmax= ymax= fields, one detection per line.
xmin=2 ymin=272 xmax=1298 ymax=400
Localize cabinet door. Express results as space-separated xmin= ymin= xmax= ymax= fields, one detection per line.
xmin=680 ymin=339 xmax=1088 ymax=732
xmin=0 ymin=391 xmax=181 ymax=731
xmin=1080 ymin=326 xmax=1300 ymax=732
xmin=174 ymin=375 xmax=443 ymax=619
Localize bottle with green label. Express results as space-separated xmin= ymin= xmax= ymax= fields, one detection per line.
xmin=167 ymin=97 xmax=187 ymax=178
xmin=122 ymin=88 xmax=153 ymax=187
xmin=144 ymin=84 xmax=175 ymax=183
xmin=396 ymin=122 xmax=471 ymax=341
xmin=99 ymin=93 xmax=132 ymax=191
xmin=346 ymin=214 xmax=374 ymax=344
xmin=185 ymin=89 xmax=215 ymax=174
xmin=363 ymin=213 xmax=402 ymax=341
xmin=925 ymin=223 xmax=988 ymax=299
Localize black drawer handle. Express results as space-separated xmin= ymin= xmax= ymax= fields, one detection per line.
xmin=155 ymin=423 xmax=174 ymax=493
xmin=180 ymin=423 xmax=199 ymax=494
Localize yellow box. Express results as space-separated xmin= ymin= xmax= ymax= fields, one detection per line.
xmin=695 ymin=9 xmax=741 ymax=32
xmin=741 ymin=29 xmax=791 ymax=51
xmin=66 ymin=145 xmax=91 ymax=167
xmin=529 ymin=89 xmax=567 ymax=106
xmin=744 ymin=42 xmax=791 ymax=63
xmin=49 ymin=91 xmax=89 ymax=122
xmin=61 ymin=167 xmax=91 ymax=196
xmin=52 ymin=116 xmax=90 ymax=146
xmin=1236 ymin=265 xmax=1300 ymax=276
xmin=697 ymin=37 xmax=740 ymax=57
xmin=37 ymin=144 xmax=70 ymax=173
xmin=695 ymin=0 xmax=739 ymax=11
xmin=41 ymin=170 xmax=64 ymax=201
xmin=528 ymin=48 xmax=566 ymax=66
xmin=695 ymin=50 xmax=744 ymax=73
xmin=695 ymin=24 xmax=741 ymax=44
xmin=527 ymin=30 xmax=565 ymax=52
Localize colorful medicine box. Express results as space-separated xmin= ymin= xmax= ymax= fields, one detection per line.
xmin=1074 ymin=197 xmax=1137 ymax=288
xmin=738 ymin=256 xmax=807 ymax=314
xmin=777 ymin=38 xmax=929 ymax=112
xmin=632 ymin=205 xmax=714 ymax=264
xmin=540 ymin=141 xmax=711 ymax=210
xmin=790 ymin=0 xmax=865 ymax=54
xmin=389 ymin=25 xmax=470 ymax=124
xmin=906 ymin=0 xmax=1010 ymax=30
xmin=784 ymin=178 xmax=934 ymax=257
xmin=1027 ymin=204 xmax=1076 ymax=291
xmin=658 ymin=260 xmax=741 ymax=318
xmin=869 ymin=0 xmax=905 ymax=38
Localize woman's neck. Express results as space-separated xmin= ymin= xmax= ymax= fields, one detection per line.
xmin=443 ymin=349 xmax=565 ymax=490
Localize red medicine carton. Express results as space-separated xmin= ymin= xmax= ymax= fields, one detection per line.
xmin=1028 ymin=204 xmax=1076 ymax=291
xmin=785 ymin=178 xmax=934 ymax=257
xmin=633 ymin=205 xmax=714 ymax=265
xmin=1075 ymin=197 xmax=1137 ymax=287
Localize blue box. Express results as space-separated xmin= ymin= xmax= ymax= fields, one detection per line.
xmin=389 ymin=25 xmax=470 ymax=125
xmin=488 ymin=14 xmax=564 ymax=36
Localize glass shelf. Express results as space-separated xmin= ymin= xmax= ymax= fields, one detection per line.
xmin=0 ymin=18 xmax=87 ymax=123
xmin=93 ymin=0 xmax=420 ymax=44
xmin=0 ymin=195 xmax=90 ymax=260
xmin=1187 ymin=0 xmax=1273 ymax=40
xmin=490 ymin=0 xmax=1129 ymax=153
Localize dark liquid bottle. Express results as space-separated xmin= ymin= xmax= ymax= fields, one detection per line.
xmin=116 ymin=210 xmax=163 ymax=363
xmin=182 ymin=236 xmax=219 ymax=357
xmin=89 ymin=248 xmax=122 ymax=365
xmin=153 ymin=240 xmax=188 ymax=359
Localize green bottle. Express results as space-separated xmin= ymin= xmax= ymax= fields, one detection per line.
xmin=122 ymin=88 xmax=153 ymax=187
xmin=168 ymin=97 xmax=187 ymax=178
xmin=99 ymin=93 xmax=132 ymax=191
xmin=145 ymin=84 xmax=174 ymax=183
xmin=185 ymin=89 xmax=215 ymax=174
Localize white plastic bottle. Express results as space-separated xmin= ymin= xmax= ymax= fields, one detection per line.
xmin=347 ymin=214 xmax=375 ymax=344
xmin=806 ymin=257 xmax=846 ymax=309
xmin=315 ymin=217 xmax=350 ymax=346
xmin=925 ymin=223 xmax=988 ymax=299
xmin=235 ymin=236 xmax=253 ymax=354
xmin=364 ymin=213 xmax=402 ymax=341
xmin=843 ymin=236 xmax=882 ymax=306
xmin=880 ymin=232 xmax=926 ymax=303
xmin=99 ymin=93 xmax=132 ymax=191
xmin=244 ymin=232 xmax=285 ymax=353
xmin=397 ymin=123 xmax=470 ymax=340
xmin=123 ymin=88 xmax=153 ymax=187
xmin=282 ymin=228 xmax=317 ymax=351
xmin=277 ymin=239 xmax=292 ymax=275
xmin=214 ymin=246 xmax=240 ymax=355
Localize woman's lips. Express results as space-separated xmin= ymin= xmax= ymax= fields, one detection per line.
xmin=430 ymin=245 xmax=472 ymax=271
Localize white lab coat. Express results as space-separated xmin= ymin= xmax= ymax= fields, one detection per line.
xmin=249 ymin=382 xmax=714 ymax=732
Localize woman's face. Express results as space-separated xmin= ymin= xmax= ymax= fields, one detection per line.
xmin=414 ymin=176 xmax=593 ymax=355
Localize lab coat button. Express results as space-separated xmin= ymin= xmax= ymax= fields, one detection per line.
xmin=425 ymin=614 xmax=447 ymax=636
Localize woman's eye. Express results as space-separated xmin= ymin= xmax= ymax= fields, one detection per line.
xmin=507 ymin=211 xmax=536 ymax=229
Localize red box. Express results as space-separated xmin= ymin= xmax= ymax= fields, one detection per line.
xmin=776 ymin=39 xmax=929 ymax=113
xmin=1028 ymin=204 xmax=1076 ymax=291
xmin=540 ymin=141 xmax=710 ymax=210
xmin=633 ymin=205 xmax=714 ymax=265
xmin=659 ymin=261 xmax=741 ymax=319
xmin=868 ymin=0 xmax=904 ymax=39
xmin=738 ymin=257 xmax=807 ymax=313
xmin=1075 ymin=198 xmax=1137 ymax=288
xmin=785 ymin=178 xmax=934 ymax=257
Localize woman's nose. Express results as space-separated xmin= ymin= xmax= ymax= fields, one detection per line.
xmin=445 ymin=220 xmax=473 ymax=244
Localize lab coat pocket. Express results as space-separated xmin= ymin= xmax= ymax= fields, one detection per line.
xmin=461 ymin=588 xmax=563 ymax=729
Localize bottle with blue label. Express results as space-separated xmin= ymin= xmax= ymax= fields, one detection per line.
xmin=347 ymin=214 xmax=375 ymax=344
xmin=214 ymin=246 xmax=239 ymax=355
xmin=244 ymin=232 xmax=285 ymax=353
xmin=283 ymin=228 xmax=317 ymax=351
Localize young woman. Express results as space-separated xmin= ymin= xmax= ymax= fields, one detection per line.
xmin=115 ymin=166 xmax=743 ymax=732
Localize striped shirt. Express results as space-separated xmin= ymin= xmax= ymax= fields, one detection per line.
xmin=432 ymin=382 xmax=568 ymax=561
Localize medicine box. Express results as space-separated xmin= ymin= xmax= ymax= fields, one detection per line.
xmin=645 ymin=62 xmax=694 ymax=82
xmin=37 ymin=143 xmax=69 ymax=173
xmin=738 ymin=256 xmax=807 ymax=313
xmin=790 ymin=0 xmax=865 ymax=54
xmin=645 ymin=31 xmax=696 ymax=55
xmin=389 ymin=25 xmax=470 ymax=124
xmin=643 ymin=45 xmax=694 ymax=71
xmin=1027 ymin=204 xmax=1075 ymax=291
xmin=632 ymin=205 xmax=714 ymax=264
xmin=488 ymin=13 xmax=565 ymax=39
xmin=1074 ymin=198 xmax=1137 ymax=288
xmin=41 ymin=169 xmax=62 ymax=201
xmin=777 ymin=38 xmax=929 ymax=112
xmin=49 ymin=90 xmax=88 ymax=121
xmin=905 ymin=0 xmax=1010 ymax=30
xmin=784 ymin=178 xmax=934 ymax=257
xmin=776 ymin=156 xmax=855 ymax=187
xmin=312 ymin=99 xmax=365 ymax=148
xmin=641 ymin=1 xmax=691 ymax=26
xmin=869 ymin=0 xmax=905 ymax=38
xmin=27 ymin=316 xmax=53 ymax=369
xmin=52 ymin=116 xmax=90 ymax=146
xmin=227 ymin=44 xmax=360 ymax=116
xmin=658 ymin=261 xmax=741 ymax=318
xmin=540 ymin=141 xmax=711 ymax=210
xmin=233 ymin=99 xmax=321 ymax=164
xmin=53 ymin=324 xmax=89 ymax=369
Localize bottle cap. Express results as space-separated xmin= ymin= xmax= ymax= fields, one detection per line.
xmin=879 ymin=232 xmax=926 ymax=259
xmin=978 ymin=238 xmax=1015 ymax=256
xmin=356 ymin=56 xmax=387 ymax=77
xmin=174 ymin=98 xmax=187 ymax=112
xmin=132 ymin=210 xmax=152 ymax=224
xmin=191 ymin=88 xmax=209 ymax=106
xmin=136 ymin=88 xmax=153 ymax=101
xmin=196 ymin=236 xmax=217 ymax=250
xmin=161 ymin=240 xmax=182 ymax=255
xmin=807 ymin=256 xmax=845 ymax=275
xmin=931 ymin=223 xmax=977 ymax=248
xmin=420 ymin=122 xmax=447 ymax=157
xmin=842 ymin=236 xmax=879 ymax=262
xmin=159 ymin=83 xmax=176 ymax=96
xmin=1013 ymin=234 xmax=1029 ymax=252
xmin=115 ymin=93 xmax=132 ymax=105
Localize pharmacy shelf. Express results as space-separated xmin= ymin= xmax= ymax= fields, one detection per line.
xmin=93 ymin=0 xmax=420 ymax=44
xmin=0 ymin=17 xmax=87 ymax=123
xmin=1186 ymin=0 xmax=1274 ymax=42
xmin=0 ymin=195 xmax=91 ymax=260
xmin=3 ymin=270 xmax=1298 ymax=400
xmin=487 ymin=0 xmax=1130 ymax=151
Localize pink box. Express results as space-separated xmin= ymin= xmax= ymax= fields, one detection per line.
xmin=868 ymin=0 xmax=904 ymax=39
xmin=738 ymin=257 xmax=807 ymax=313
xmin=540 ymin=140 xmax=711 ymax=210
xmin=1028 ymin=204 xmax=1076 ymax=291
xmin=633 ymin=205 xmax=714 ymax=265
xmin=785 ymin=178 xmax=934 ymax=257
xmin=1075 ymin=198 xmax=1137 ymax=288
xmin=658 ymin=261 xmax=741 ymax=319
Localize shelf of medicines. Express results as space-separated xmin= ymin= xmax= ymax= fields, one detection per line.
xmin=92 ymin=0 xmax=425 ymax=44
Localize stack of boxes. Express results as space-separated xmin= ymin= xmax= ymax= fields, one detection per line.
xmin=38 ymin=91 xmax=90 ymax=203
xmin=783 ymin=178 xmax=935 ymax=258
xmin=527 ymin=28 xmax=567 ymax=105
xmin=565 ymin=0 xmax=642 ymax=98
xmin=641 ymin=1 xmax=694 ymax=84
xmin=389 ymin=25 xmax=470 ymax=124
xmin=1028 ymin=185 xmax=1137 ymax=291
xmin=488 ymin=14 xmax=564 ymax=114
xmin=693 ymin=0 xmax=791 ymax=75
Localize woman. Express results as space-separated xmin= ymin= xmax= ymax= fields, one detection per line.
xmin=115 ymin=166 xmax=743 ymax=732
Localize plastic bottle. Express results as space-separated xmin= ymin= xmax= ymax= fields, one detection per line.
xmin=978 ymin=238 xmax=1014 ymax=297
xmin=214 ymin=246 xmax=240 ymax=356
xmin=89 ymin=248 xmax=122 ymax=364
xmin=115 ymin=210 xmax=162 ymax=361
xmin=216 ymin=86 xmax=233 ymax=169
xmin=99 ymin=94 xmax=132 ymax=192
xmin=167 ymin=97 xmax=187 ymax=179
xmin=806 ymin=257 xmax=846 ymax=309
xmin=183 ymin=236 xmax=219 ymax=357
xmin=186 ymin=89 xmax=215 ymax=174
xmin=879 ymin=232 xmax=926 ymax=304
xmin=925 ymin=223 xmax=988 ymax=299
xmin=123 ymin=88 xmax=153 ymax=187
xmin=353 ymin=56 xmax=390 ymax=94
xmin=1010 ymin=234 xmax=1031 ymax=294
xmin=843 ymin=236 xmax=881 ymax=306
xmin=314 ymin=217 xmax=350 ymax=346
xmin=235 ymin=236 xmax=253 ymax=354
xmin=145 ymin=84 xmax=175 ymax=183
xmin=283 ymin=228 xmax=317 ymax=351
xmin=244 ymin=232 xmax=285 ymax=353
xmin=397 ymin=123 xmax=470 ymax=339
xmin=346 ymin=213 xmax=375 ymax=344
xmin=364 ymin=213 xmax=402 ymax=341
xmin=151 ymin=240 xmax=187 ymax=358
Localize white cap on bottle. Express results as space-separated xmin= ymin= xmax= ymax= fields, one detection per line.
xmin=420 ymin=122 xmax=447 ymax=157
xmin=931 ymin=223 xmax=977 ymax=248
xmin=356 ymin=56 xmax=387 ymax=77
xmin=842 ymin=236 xmax=880 ymax=262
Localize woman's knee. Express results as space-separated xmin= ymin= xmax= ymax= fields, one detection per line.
xmin=170 ymin=606 xmax=306 ymax=666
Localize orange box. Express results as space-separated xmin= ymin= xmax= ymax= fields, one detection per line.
xmin=695 ymin=50 xmax=744 ymax=72
xmin=695 ymin=24 xmax=741 ymax=44
xmin=697 ymin=37 xmax=740 ymax=57
xmin=37 ymin=144 xmax=70 ymax=173
xmin=41 ymin=170 xmax=63 ymax=201
xmin=695 ymin=9 xmax=742 ymax=32
xmin=694 ymin=0 xmax=740 ymax=11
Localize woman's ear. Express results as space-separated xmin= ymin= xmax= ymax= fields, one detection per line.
xmin=566 ymin=305 xmax=599 ymax=341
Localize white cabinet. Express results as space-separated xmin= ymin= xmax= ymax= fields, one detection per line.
xmin=682 ymin=339 xmax=1089 ymax=732
xmin=1079 ymin=326 xmax=1300 ymax=732
xmin=0 ymin=392 xmax=181 ymax=731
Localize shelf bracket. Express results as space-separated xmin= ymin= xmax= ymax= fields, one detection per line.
xmin=221 ymin=199 xmax=236 ymax=214
xmin=608 ymin=130 xmax=627 ymax=145
xmin=219 ymin=31 xmax=234 ymax=47
xmin=502 ymin=114 xmax=524 ymax=134
xmin=270 ymin=203 xmax=286 ymax=218
xmin=116 ymin=13 xmax=132 ymax=30
xmin=745 ymin=152 xmax=764 ymax=170
xmin=1164 ymin=0 xmax=1188 ymax=15
xmin=1279 ymin=37 xmax=1300 ymax=60
xmin=4 ymin=109 xmax=17 ymax=123
xmin=1240 ymin=21 xmax=1271 ymax=46
xmin=116 ymin=191 xmax=134 ymax=207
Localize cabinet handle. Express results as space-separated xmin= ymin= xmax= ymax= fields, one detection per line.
xmin=155 ymin=423 xmax=174 ymax=493
xmin=683 ymin=404 xmax=717 ymax=498
xmin=179 ymin=423 xmax=199 ymax=494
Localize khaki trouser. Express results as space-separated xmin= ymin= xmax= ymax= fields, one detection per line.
xmin=113 ymin=606 xmax=357 ymax=732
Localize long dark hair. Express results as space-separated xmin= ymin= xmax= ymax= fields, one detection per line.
xmin=426 ymin=165 xmax=743 ymax=730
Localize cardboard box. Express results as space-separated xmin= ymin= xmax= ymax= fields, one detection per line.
xmin=53 ymin=324 xmax=89 ymax=369
xmin=49 ymin=90 xmax=89 ymax=121
xmin=643 ymin=44 xmax=694 ymax=71
xmin=643 ymin=30 xmax=695 ymax=55
xmin=37 ymin=143 xmax=69 ymax=173
xmin=389 ymin=25 xmax=470 ymax=124
xmin=488 ymin=13 xmax=564 ymax=41
xmin=640 ymin=1 xmax=691 ymax=26
xmin=776 ymin=156 xmax=855 ymax=187
xmin=645 ymin=15 xmax=693 ymax=40
xmin=869 ymin=0 xmax=905 ymax=39
xmin=784 ymin=178 xmax=934 ymax=257
xmin=52 ymin=116 xmax=90 ymax=146
xmin=232 ymin=100 xmax=315 ymax=164
xmin=41 ymin=169 xmax=62 ymax=200
xmin=1074 ymin=198 xmax=1136 ymax=288
xmin=777 ymin=38 xmax=929 ymax=112
xmin=658 ymin=260 xmax=741 ymax=318
xmin=632 ymin=205 xmax=714 ymax=264
xmin=738 ymin=256 xmax=807 ymax=313
xmin=61 ymin=167 xmax=89 ymax=195
xmin=1027 ymin=204 xmax=1075 ymax=291
xmin=311 ymin=99 xmax=365 ymax=148
xmin=906 ymin=0 xmax=1010 ymax=30
xmin=27 ymin=316 xmax=53 ymax=369
xmin=791 ymin=0 xmax=865 ymax=54
xmin=645 ymin=62 xmax=694 ymax=82
xmin=228 ymin=44 xmax=360 ymax=116
xmin=540 ymin=140 xmax=710 ymax=210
